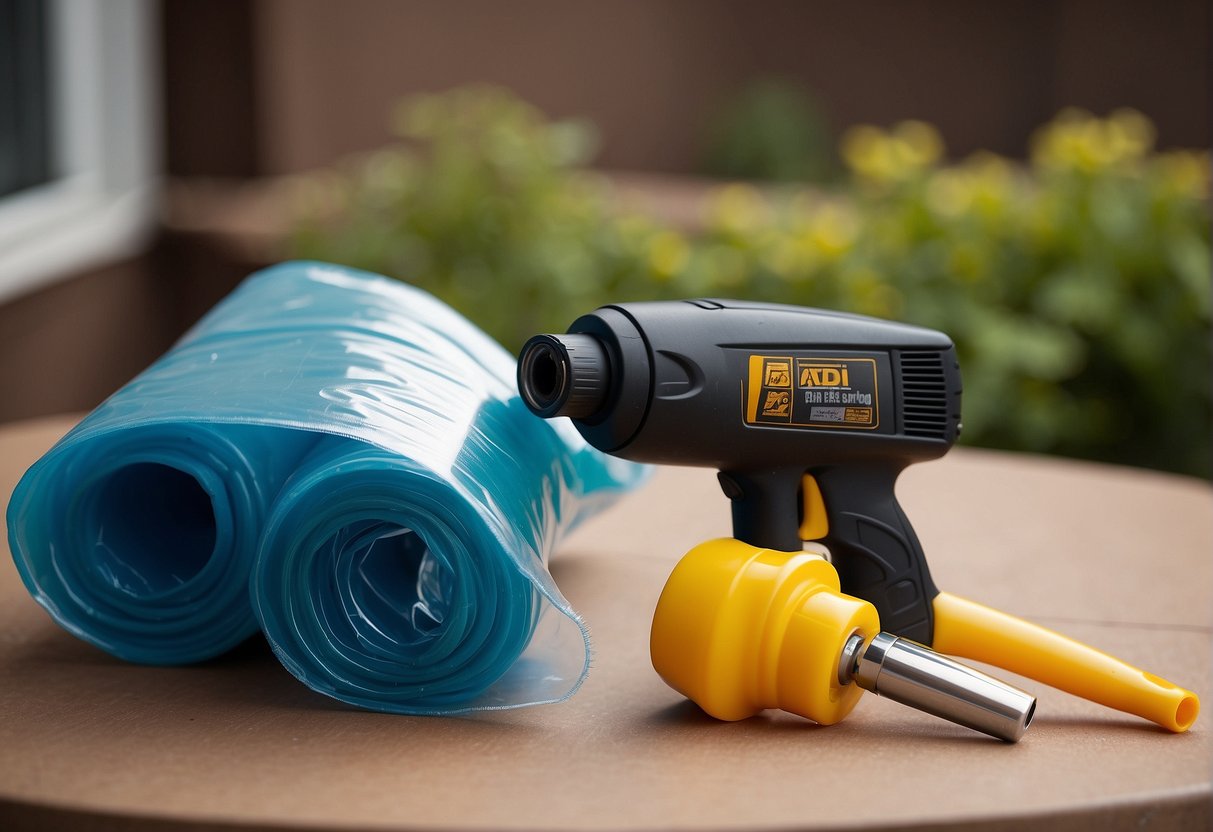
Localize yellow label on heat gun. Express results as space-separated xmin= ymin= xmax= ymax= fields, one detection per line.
xmin=745 ymin=354 xmax=880 ymax=430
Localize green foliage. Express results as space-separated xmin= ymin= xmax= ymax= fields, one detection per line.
xmin=700 ymin=79 xmax=836 ymax=183
xmin=292 ymin=89 xmax=1211 ymax=477
xmin=292 ymin=87 xmax=699 ymax=345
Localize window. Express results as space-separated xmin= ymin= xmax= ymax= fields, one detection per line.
xmin=0 ymin=0 xmax=158 ymax=303
xmin=0 ymin=0 xmax=53 ymax=199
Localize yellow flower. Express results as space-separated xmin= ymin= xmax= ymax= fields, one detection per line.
xmin=925 ymin=153 xmax=1013 ymax=220
xmin=926 ymin=168 xmax=972 ymax=218
xmin=893 ymin=121 xmax=944 ymax=168
xmin=807 ymin=202 xmax=860 ymax=260
xmin=968 ymin=153 xmax=1014 ymax=220
xmin=647 ymin=231 xmax=691 ymax=279
xmin=708 ymin=184 xmax=769 ymax=234
xmin=1107 ymin=108 xmax=1155 ymax=160
xmin=1031 ymin=108 xmax=1158 ymax=172
xmin=841 ymin=125 xmax=888 ymax=179
xmin=842 ymin=121 xmax=945 ymax=183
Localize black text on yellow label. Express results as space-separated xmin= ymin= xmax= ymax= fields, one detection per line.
xmin=746 ymin=354 xmax=880 ymax=430
xmin=799 ymin=364 xmax=849 ymax=387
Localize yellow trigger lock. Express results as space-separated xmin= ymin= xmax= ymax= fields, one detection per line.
xmin=798 ymin=474 xmax=828 ymax=541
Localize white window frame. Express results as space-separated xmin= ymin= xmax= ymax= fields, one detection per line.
xmin=0 ymin=0 xmax=159 ymax=304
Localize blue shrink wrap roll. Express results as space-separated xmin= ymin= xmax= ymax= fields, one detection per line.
xmin=6 ymin=262 xmax=646 ymax=713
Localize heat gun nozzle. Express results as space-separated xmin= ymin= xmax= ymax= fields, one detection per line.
xmin=840 ymin=632 xmax=1036 ymax=742
xmin=518 ymin=333 xmax=611 ymax=420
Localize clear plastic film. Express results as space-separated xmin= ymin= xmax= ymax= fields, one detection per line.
xmin=6 ymin=261 xmax=646 ymax=713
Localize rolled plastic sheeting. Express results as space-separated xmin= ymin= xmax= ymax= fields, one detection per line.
xmin=7 ymin=261 xmax=646 ymax=713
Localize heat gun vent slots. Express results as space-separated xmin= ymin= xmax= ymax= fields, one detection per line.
xmin=898 ymin=351 xmax=949 ymax=439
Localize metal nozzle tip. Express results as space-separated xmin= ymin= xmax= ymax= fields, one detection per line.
xmin=842 ymin=632 xmax=1036 ymax=743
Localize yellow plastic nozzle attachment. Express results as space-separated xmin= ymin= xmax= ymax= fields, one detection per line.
xmin=932 ymin=592 xmax=1200 ymax=733
xmin=650 ymin=538 xmax=878 ymax=724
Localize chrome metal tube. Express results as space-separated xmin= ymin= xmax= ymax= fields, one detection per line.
xmin=841 ymin=632 xmax=1036 ymax=742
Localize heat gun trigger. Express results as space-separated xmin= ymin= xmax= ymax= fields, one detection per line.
xmin=717 ymin=464 xmax=941 ymax=646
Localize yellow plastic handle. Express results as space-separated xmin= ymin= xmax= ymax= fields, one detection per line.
xmin=932 ymin=592 xmax=1199 ymax=732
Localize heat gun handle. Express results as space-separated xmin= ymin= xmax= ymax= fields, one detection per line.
xmin=815 ymin=466 xmax=940 ymax=645
xmin=720 ymin=468 xmax=810 ymax=553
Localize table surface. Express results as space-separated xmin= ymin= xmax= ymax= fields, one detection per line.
xmin=1 ymin=414 xmax=1210 ymax=832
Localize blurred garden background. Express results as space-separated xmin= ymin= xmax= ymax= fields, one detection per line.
xmin=1 ymin=0 xmax=1209 ymax=476
xmin=293 ymin=90 xmax=1210 ymax=475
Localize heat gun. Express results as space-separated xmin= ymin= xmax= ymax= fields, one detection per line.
xmin=518 ymin=298 xmax=956 ymax=643
xmin=518 ymin=299 xmax=1200 ymax=734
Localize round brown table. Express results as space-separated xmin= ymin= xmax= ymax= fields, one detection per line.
xmin=1 ymin=414 xmax=1209 ymax=831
